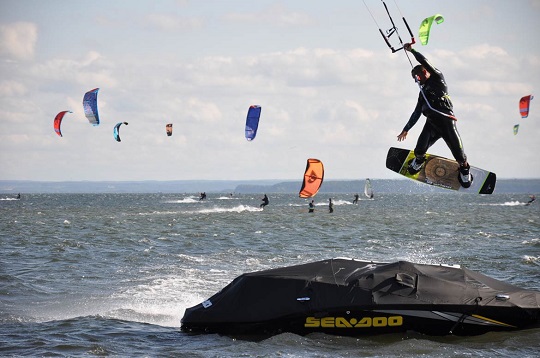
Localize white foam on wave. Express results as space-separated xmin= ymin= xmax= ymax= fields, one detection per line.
xmin=521 ymin=238 xmax=540 ymax=246
xmin=107 ymin=266 xmax=233 ymax=328
xmin=332 ymin=199 xmax=353 ymax=206
xmin=177 ymin=253 xmax=205 ymax=263
xmin=29 ymin=271 xmax=217 ymax=327
xmin=480 ymin=201 xmax=525 ymax=206
xmin=522 ymin=255 xmax=540 ymax=266
xmin=21 ymin=252 xmax=227 ymax=327
xmin=167 ymin=197 xmax=199 ymax=204
xmin=108 ymin=277 xmax=204 ymax=327
xmin=137 ymin=210 xmax=182 ymax=216
xmin=198 ymin=205 xmax=262 ymax=213
xmin=501 ymin=201 xmax=525 ymax=206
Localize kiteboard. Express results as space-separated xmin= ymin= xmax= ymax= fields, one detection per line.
xmin=386 ymin=147 xmax=496 ymax=194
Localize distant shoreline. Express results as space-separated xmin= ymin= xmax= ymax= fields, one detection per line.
xmin=1 ymin=179 xmax=539 ymax=194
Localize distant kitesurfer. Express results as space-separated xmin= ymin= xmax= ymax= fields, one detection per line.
xmin=353 ymin=194 xmax=359 ymax=204
xmin=16 ymin=193 xmax=21 ymax=199
xmin=397 ymin=43 xmax=472 ymax=188
xmin=199 ymin=192 xmax=206 ymax=201
xmin=328 ymin=198 xmax=334 ymax=213
xmin=260 ymin=194 xmax=269 ymax=208
xmin=526 ymin=195 xmax=536 ymax=206
xmin=308 ymin=200 xmax=315 ymax=213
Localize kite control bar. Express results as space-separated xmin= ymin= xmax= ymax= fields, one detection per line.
xmin=379 ymin=19 xmax=415 ymax=53
xmin=378 ymin=0 xmax=415 ymax=53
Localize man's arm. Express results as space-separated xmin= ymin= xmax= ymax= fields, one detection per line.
xmin=404 ymin=98 xmax=422 ymax=132
xmin=397 ymin=98 xmax=422 ymax=141
xmin=404 ymin=43 xmax=440 ymax=76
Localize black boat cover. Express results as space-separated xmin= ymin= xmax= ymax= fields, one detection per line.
xmin=181 ymin=258 xmax=540 ymax=337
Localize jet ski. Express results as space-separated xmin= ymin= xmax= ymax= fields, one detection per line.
xmin=181 ymin=258 xmax=540 ymax=338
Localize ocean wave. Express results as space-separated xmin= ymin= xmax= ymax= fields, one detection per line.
xmin=198 ymin=205 xmax=262 ymax=213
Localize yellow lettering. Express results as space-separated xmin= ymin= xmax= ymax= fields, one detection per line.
xmin=305 ymin=315 xmax=403 ymax=329
xmin=388 ymin=316 xmax=403 ymax=326
xmin=372 ymin=317 xmax=387 ymax=327
xmin=304 ymin=317 xmax=320 ymax=328
xmin=355 ymin=317 xmax=372 ymax=327
xmin=321 ymin=317 xmax=335 ymax=328
xmin=335 ymin=317 xmax=353 ymax=328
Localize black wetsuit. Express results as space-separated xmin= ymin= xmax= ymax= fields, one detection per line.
xmin=403 ymin=49 xmax=467 ymax=164
xmin=260 ymin=195 xmax=269 ymax=208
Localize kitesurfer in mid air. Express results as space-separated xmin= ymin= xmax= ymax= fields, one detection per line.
xmin=397 ymin=43 xmax=472 ymax=188
xmin=260 ymin=194 xmax=269 ymax=208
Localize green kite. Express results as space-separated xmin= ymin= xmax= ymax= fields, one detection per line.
xmin=419 ymin=14 xmax=444 ymax=45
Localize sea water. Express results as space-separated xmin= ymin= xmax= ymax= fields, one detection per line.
xmin=1 ymin=192 xmax=539 ymax=357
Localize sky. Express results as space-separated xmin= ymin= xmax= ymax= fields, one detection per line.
xmin=1 ymin=0 xmax=539 ymax=182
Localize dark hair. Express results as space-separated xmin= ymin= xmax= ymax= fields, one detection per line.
xmin=411 ymin=65 xmax=424 ymax=76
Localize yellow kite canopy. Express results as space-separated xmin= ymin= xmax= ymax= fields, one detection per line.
xmin=299 ymin=158 xmax=324 ymax=198
xmin=419 ymin=14 xmax=444 ymax=45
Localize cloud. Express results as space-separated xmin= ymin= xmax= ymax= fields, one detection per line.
xmin=224 ymin=4 xmax=313 ymax=27
xmin=0 ymin=80 xmax=27 ymax=97
xmin=143 ymin=13 xmax=204 ymax=32
xmin=26 ymin=51 xmax=118 ymax=89
xmin=0 ymin=22 xmax=38 ymax=60
xmin=184 ymin=97 xmax=223 ymax=123
xmin=170 ymin=47 xmax=377 ymax=94
xmin=456 ymin=80 xmax=531 ymax=97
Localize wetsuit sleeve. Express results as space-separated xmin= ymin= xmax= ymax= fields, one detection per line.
xmin=403 ymin=95 xmax=422 ymax=132
xmin=410 ymin=49 xmax=442 ymax=77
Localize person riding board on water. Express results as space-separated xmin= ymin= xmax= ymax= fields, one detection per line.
xmin=260 ymin=194 xmax=269 ymax=208
xmin=397 ymin=43 xmax=472 ymax=188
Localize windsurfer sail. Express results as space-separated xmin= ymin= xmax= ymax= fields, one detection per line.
xmin=53 ymin=110 xmax=72 ymax=137
xmin=299 ymin=159 xmax=324 ymax=198
xmin=245 ymin=105 xmax=261 ymax=141
xmin=364 ymin=178 xmax=374 ymax=199
xmin=83 ymin=88 xmax=100 ymax=126
xmin=113 ymin=122 xmax=128 ymax=142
